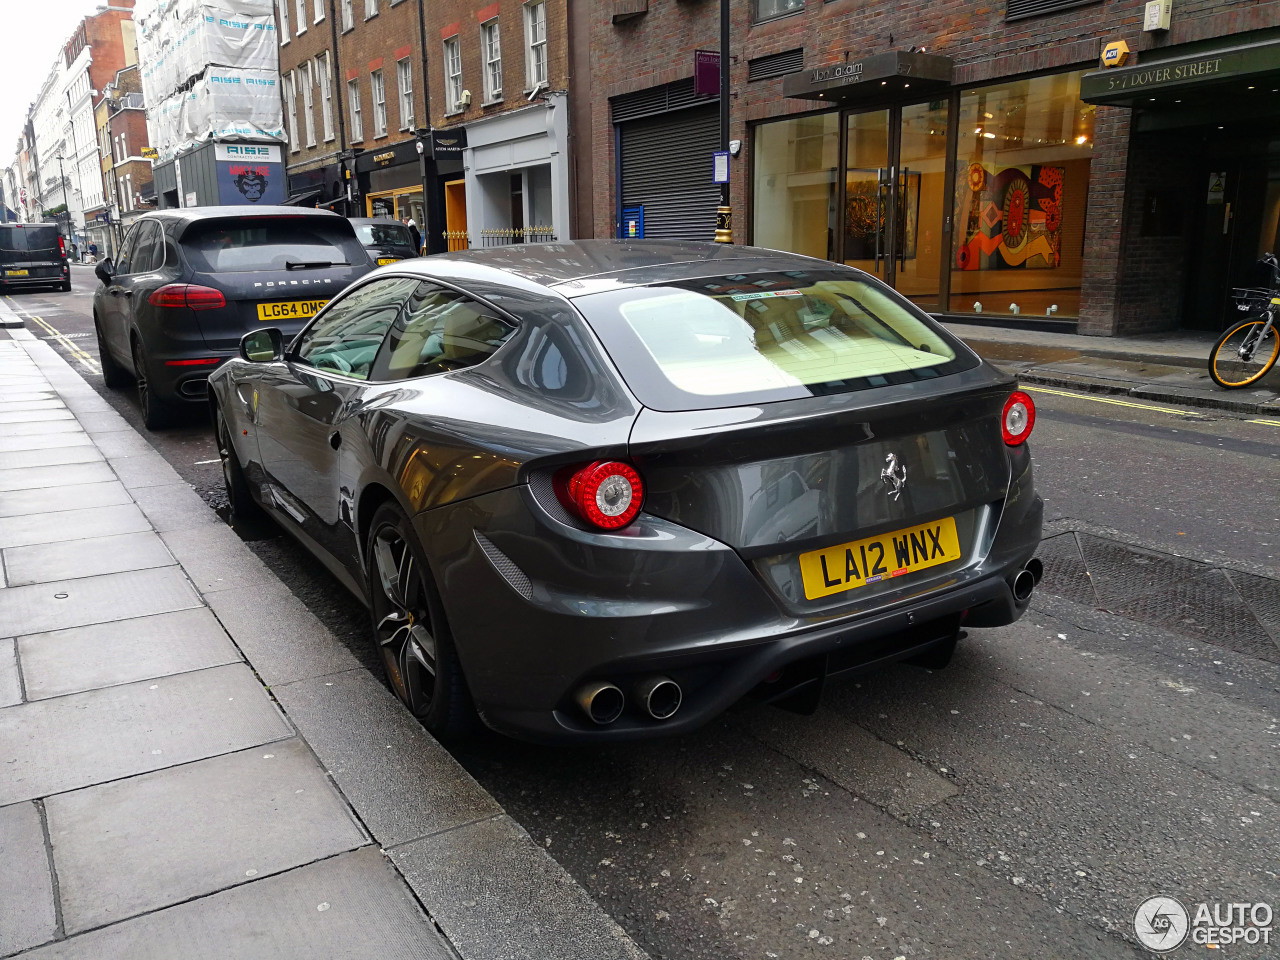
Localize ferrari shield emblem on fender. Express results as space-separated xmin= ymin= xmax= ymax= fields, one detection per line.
xmin=881 ymin=452 xmax=907 ymax=501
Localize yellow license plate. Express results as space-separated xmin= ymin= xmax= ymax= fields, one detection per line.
xmin=256 ymin=299 xmax=327 ymax=321
xmin=5 ymin=269 xmax=28 ymax=276
xmin=798 ymin=516 xmax=962 ymax=600
xmin=377 ymin=257 xmax=400 ymax=266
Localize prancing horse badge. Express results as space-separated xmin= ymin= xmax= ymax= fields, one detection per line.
xmin=881 ymin=452 xmax=907 ymax=501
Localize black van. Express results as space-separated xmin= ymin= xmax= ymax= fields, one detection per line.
xmin=0 ymin=223 xmax=71 ymax=292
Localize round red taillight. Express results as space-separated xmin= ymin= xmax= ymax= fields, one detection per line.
xmin=1002 ymin=390 xmax=1036 ymax=446
xmin=565 ymin=460 xmax=644 ymax=530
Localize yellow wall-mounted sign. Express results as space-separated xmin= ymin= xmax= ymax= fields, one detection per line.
xmin=1102 ymin=40 xmax=1131 ymax=69
xmin=140 ymin=146 xmax=158 ymax=159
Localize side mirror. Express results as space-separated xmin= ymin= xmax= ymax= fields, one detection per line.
xmin=94 ymin=258 xmax=114 ymax=285
xmin=239 ymin=327 xmax=285 ymax=363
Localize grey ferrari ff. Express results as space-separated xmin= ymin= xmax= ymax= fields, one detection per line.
xmin=209 ymin=240 xmax=1043 ymax=742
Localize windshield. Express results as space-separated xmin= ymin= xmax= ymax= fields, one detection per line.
xmin=0 ymin=225 xmax=61 ymax=256
xmin=183 ymin=218 xmax=361 ymax=272
xmin=573 ymin=271 xmax=975 ymax=411
xmin=356 ymin=223 xmax=412 ymax=247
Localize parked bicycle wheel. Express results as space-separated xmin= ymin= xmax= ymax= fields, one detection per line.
xmin=1208 ymin=316 xmax=1279 ymax=389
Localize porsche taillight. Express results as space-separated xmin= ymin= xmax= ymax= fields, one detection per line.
xmin=1002 ymin=390 xmax=1036 ymax=446
xmin=556 ymin=460 xmax=645 ymax=530
xmin=148 ymin=283 xmax=226 ymax=311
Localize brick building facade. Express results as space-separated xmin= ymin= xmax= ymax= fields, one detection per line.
xmin=587 ymin=0 xmax=1280 ymax=335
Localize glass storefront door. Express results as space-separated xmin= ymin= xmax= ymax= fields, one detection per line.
xmin=841 ymin=101 xmax=951 ymax=310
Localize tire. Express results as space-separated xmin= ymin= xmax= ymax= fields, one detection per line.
xmin=215 ymin=403 xmax=267 ymax=529
xmin=366 ymin=501 xmax=476 ymax=738
xmin=61 ymin=278 xmax=71 ymax=292
xmin=131 ymin=337 xmax=176 ymax=430
xmin=96 ymin=321 xmax=131 ymax=389
xmin=1208 ymin=316 xmax=1280 ymax=389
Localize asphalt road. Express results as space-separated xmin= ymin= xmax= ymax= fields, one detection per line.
xmin=10 ymin=270 xmax=1280 ymax=958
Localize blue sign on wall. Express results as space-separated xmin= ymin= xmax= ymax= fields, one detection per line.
xmin=621 ymin=206 xmax=644 ymax=239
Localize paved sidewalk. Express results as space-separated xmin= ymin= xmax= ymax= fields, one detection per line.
xmin=946 ymin=321 xmax=1280 ymax=415
xmin=0 ymin=317 xmax=645 ymax=959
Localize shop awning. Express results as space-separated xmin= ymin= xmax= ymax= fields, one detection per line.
xmin=783 ymin=51 xmax=952 ymax=103
xmin=1081 ymin=37 xmax=1280 ymax=107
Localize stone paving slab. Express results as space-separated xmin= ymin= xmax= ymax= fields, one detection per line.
xmin=47 ymin=738 xmax=368 ymax=934
xmin=21 ymin=848 xmax=456 ymax=960
xmin=274 ymin=668 xmax=501 ymax=847
xmin=90 ymin=431 xmax=158 ymax=459
xmin=0 ymin=566 xmax=200 ymax=636
xmin=393 ymin=814 xmax=646 ymax=960
xmin=0 ymin=460 xmax=113 ymax=492
xmin=0 ymin=399 xmax=67 ymax=413
xmin=0 ymin=431 xmax=92 ymax=453
xmin=0 ymin=481 xmax=132 ymax=520
xmin=4 ymin=531 xmax=175 ymax=586
xmin=74 ymin=411 xmax=132 ymax=433
xmin=160 ymin=523 xmax=279 ymax=592
xmin=0 ymin=419 xmax=85 ymax=438
xmin=0 ymin=446 xmax=102 ymax=470
xmin=18 ymin=608 xmax=241 ymax=700
xmin=130 ymin=483 xmax=222 ymax=534
xmin=0 ymin=639 xmax=20 ymax=707
xmin=0 ymin=801 xmax=57 ymax=956
xmin=0 ymin=663 xmax=290 ymax=805
xmin=106 ymin=450 xmax=184 ymax=489
xmin=0 ymin=503 xmax=151 ymax=550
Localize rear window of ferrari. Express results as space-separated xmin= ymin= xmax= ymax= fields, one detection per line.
xmin=572 ymin=270 xmax=975 ymax=411
xmin=182 ymin=218 xmax=364 ymax=273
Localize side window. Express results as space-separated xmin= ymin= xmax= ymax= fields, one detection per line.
xmin=371 ymin=280 xmax=515 ymax=382
xmin=293 ymin=276 xmax=420 ymax=380
xmin=129 ymin=222 xmax=162 ymax=274
xmin=114 ymin=224 xmax=141 ymax=274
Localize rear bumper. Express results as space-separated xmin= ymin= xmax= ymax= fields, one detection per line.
xmin=414 ymin=466 xmax=1043 ymax=744
xmin=0 ymin=265 xmax=68 ymax=287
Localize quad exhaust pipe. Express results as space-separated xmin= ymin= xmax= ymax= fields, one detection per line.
xmin=1012 ymin=558 xmax=1043 ymax=603
xmin=575 ymin=676 xmax=683 ymax=724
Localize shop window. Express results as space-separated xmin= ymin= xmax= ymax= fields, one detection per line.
xmin=444 ymin=37 xmax=463 ymax=113
xmin=524 ymin=1 xmax=547 ymax=89
xmin=482 ymin=20 xmax=503 ymax=103
xmin=752 ymin=112 xmax=839 ymax=261
xmin=753 ymin=0 xmax=802 ymax=24
xmin=951 ymin=70 xmax=1095 ymax=318
xmin=371 ymin=69 xmax=387 ymax=137
xmin=348 ymin=78 xmax=363 ymax=142
xmin=397 ymin=59 xmax=414 ymax=129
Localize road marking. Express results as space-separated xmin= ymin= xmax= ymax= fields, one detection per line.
xmin=193 ymin=459 xmax=221 ymax=465
xmin=26 ymin=315 xmax=101 ymax=375
xmin=1022 ymin=385 xmax=1206 ymax=419
xmin=1245 ymin=418 xmax=1280 ymax=427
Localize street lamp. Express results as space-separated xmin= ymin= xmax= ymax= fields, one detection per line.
xmin=714 ymin=0 xmax=732 ymax=243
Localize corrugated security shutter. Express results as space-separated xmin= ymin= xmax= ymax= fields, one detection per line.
xmin=619 ymin=105 xmax=720 ymax=240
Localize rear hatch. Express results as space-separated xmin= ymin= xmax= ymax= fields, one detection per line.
xmin=0 ymin=224 xmax=66 ymax=280
xmin=177 ymin=215 xmax=374 ymax=349
xmin=572 ymin=268 xmax=1012 ymax=617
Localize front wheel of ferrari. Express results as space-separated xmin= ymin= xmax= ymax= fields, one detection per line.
xmin=366 ymin=502 xmax=476 ymax=738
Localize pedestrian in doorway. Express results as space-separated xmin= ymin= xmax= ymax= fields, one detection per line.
xmin=70 ymin=240 xmax=78 ymax=260
xmin=407 ymin=218 xmax=421 ymax=254
xmin=88 ymin=241 xmax=98 ymax=262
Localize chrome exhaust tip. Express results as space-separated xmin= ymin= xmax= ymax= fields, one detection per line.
xmin=635 ymin=676 xmax=682 ymax=721
xmin=1012 ymin=566 xmax=1037 ymax=603
xmin=576 ymin=682 xmax=625 ymax=725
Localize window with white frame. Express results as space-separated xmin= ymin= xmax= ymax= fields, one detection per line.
xmin=285 ymin=73 xmax=299 ymax=151
xmin=318 ymin=53 xmax=335 ymax=141
xmin=278 ymin=0 xmax=291 ymax=40
xmin=443 ymin=36 xmax=462 ymax=113
xmin=340 ymin=0 xmax=354 ymax=30
xmin=364 ymin=0 xmax=377 ymax=18
xmin=313 ymin=0 xmax=324 ymax=21
xmin=294 ymin=0 xmax=306 ymax=32
xmin=524 ymin=1 xmax=547 ymax=89
xmin=396 ymin=58 xmax=414 ymax=129
xmin=371 ymin=69 xmax=387 ymax=137
xmin=120 ymin=132 xmax=128 ymax=159
xmin=481 ymin=19 xmax=502 ymax=102
xmin=347 ymin=77 xmax=363 ymax=141
xmin=302 ymin=62 xmax=316 ymax=147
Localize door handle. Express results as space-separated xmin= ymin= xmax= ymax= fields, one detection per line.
xmin=329 ymin=431 xmax=342 ymax=450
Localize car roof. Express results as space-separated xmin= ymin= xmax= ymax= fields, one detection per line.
xmin=348 ymin=217 xmax=406 ymax=225
xmin=143 ymin=206 xmax=348 ymax=228
xmin=422 ymin=239 xmax=828 ymax=293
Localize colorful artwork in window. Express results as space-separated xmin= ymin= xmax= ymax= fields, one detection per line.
xmin=954 ymin=163 xmax=1063 ymax=270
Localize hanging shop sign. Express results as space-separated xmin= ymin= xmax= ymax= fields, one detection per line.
xmin=783 ymin=51 xmax=952 ymax=102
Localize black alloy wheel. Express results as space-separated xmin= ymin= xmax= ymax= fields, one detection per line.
xmin=215 ymin=405 xmax=266 ymax=528
xmin=366 ymin=502 xmax=474 ymax=737
xmin=96 ymin=321 xmax=130 ymax=389
xmin=131 ymin=337 xmax=174 ymax=430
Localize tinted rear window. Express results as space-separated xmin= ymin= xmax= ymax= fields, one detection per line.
xmin=356 ymin=223 xmax=412 ymax=247
xmin=0 ymin=226 xmax=61 ymax=255
xmin=573 ymin=270 xmax=976 ymax=411
xmin=182 ymin=218 xmax=362 ymax=273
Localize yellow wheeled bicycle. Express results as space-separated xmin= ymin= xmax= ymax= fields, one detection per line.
xmin=1209 ymin=253 xmax=1280 ymax=390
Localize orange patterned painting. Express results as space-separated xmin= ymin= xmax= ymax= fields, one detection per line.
xmin=955 ymin=163 xmax=1063 ymax=271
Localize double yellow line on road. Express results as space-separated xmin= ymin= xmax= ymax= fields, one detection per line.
xmin=4 ymin=295 xmax=100 ymax=375
xmin=1024 ymin=384 xmax=1280 ymax=428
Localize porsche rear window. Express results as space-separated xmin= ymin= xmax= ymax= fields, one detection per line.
xmin=183 ymin=219 xmax=360 ymax=273
xmin=573 ymin=271 xmax=974 ymax=411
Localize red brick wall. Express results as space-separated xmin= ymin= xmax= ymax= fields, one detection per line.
xmin=279 ymin=0 xmax=345 ymax=175
xmin=336 ymin=0 xmax=429 ymax=149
